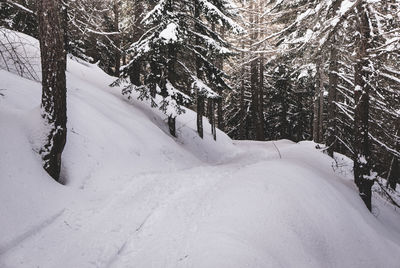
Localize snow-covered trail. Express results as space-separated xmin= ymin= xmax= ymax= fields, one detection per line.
xmin=2 ymin=141 xmax=400 ymax=268
xmin=0 ymin=141 xmax=278 ymax=267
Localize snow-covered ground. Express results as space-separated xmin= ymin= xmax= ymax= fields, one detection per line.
xmin=1 ymin=29 xmax=400 ymax=268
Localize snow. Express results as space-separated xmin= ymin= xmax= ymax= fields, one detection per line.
xmin=159 ymin=23 xmax=179 ymax=43
xmin=339 ymin=0 xmax=354 ymax=16
xmin=2 ymin=30 xmax=400 ymax=267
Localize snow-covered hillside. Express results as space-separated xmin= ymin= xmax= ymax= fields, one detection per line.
xmin=1 ymin=30 xmax=400 ymax=268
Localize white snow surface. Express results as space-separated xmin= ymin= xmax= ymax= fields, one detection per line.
xmin=2 ymin=30 xmax=400 ymax=268
xmin=159 ymin=23 xmax=179 ymax=43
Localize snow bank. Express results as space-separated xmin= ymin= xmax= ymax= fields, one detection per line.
xmin=1 ymin=30 xmax=400 ymax=268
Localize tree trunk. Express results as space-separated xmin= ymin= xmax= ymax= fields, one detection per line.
xmin=258 ymin=55 xmax=265 ymax=140
xmin=326 ymin=42 xmax=338 ymax=157
xmin=195 ymin=1 xmax=204 ymax=138
xmin=113 ymin=0 xmax=121 ymax=77
xmin=354 ymin=1 xmax=374 ymax=211
xmin=313 ymin=62 xmax=322 ymax=143
xmin=168 ymin=115 xmax=176 ymax=137
xmin=197 ymin=95 xmax=204 ymax=138
xmin=129 ymin=0 xmax=144 ymax=85
xmin=239 ymin=40 xmax=246 ymax=139
xmin=217 ymin=26 xmax=225 ymax=132
xmin=319 ymin=83 xmax=324 ymax=141
xmin=166 ymin=0 xmax=176 ymax=137
xmin=38 ymin=0 xmax=67 ymax=182
xmin=256 ymin=0 xmax=265 ymax=141
xmin=313 ymin=60 xmax=325 ymax=144
xmin=61 ymin=0 xmax=68 ymax=65
xmin=387 ymin=120 xmax=399 ymax=190
xmin=249 ymin=0 xmax=261 ymax=140
xmin=208 ymin=99 xmax=216 ymax=140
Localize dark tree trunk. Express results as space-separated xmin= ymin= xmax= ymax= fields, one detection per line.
xmin=387 ymin=121 xmax=399 ymax=190
xmin=195 ymin=1 xmax=204 ymax=138
xmin=239 ymin=41 xmax=246 ymax=139
xmin=326 ymin=42 xmax=338 ymax=157
xmin=128 ymin=0 xmax=144 ymax=85
xmin=197 ymin=95 xmax=204 ymax=139
xmin=208 ymin=99 xmax=216 ymax=140
xmin=313 ymin=61 xmax=323 ymax=143
xmin=258 ymin=55 xmax=265 ymax=140
xmin=113 ymin=0 xmax=121 ymax=77
xmin=149 ymin=61 xmax=159 ymax=98
xmin=129 ymin=61 xmax=141 ymax=86
xmin=354 ymin=1 xmax=374 ymax=211
xmin=168 ymin=115 xmax=176 ymax=137
xmin=217 ymin=26 xmax=225 ymax=132
xmin=250 ymin=57 xmax=259 ymax=139
xmin=61 ymin=0 xmax=68 ymax=65
xmin=166 ymin=0 xmax=176 ymax=137
xmin=249 ymin=0 xmax=263 ymax=141
xmin=38 ymin=0 xmax=67 ymax=182
xmin=256 ymin=1 xmax=265 ymax=141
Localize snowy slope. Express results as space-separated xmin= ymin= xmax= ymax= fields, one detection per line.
xmin=1 ymin=29 xmax=400 ymax=268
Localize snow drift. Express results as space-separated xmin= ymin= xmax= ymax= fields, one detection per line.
xmin=1 ymin=29 xmax=400 ymax=268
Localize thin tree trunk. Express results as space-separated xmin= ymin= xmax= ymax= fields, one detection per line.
xmin=319 ymin=83 xmax=324 ymax=141
xmin=250 ymin=0 xmax=261 ymax=140
xmin=326 ymin=42 xmax=338 ymax=157
xmin=195 ymin=0 xmax=204 ymax=138
xmin=166 ymin=0 xmax=176 ymax=136
xmin=387 ymin=120 xmax=399 ymax=190
xmin=129 ymin=0 xmax=143 ymax=85
xmin=38 ymin=0 xmax=67 ymax=181
xmin=354 ymin=1 xmax=374 ymax=211
xmin=258 ymin=55 xmax=265 ymax=140
xmin=113 ymin=0 xmax=121 ymax=77
xmin=217 ymin=26 xmax=225 ymax=132
xmin=239 ymin=40 xmax=246 ymax=139
xmin=197 ymin=95 xmax=204 ymax=138
xmin=313 ymin=61 xmax=322 ymax=143
xmin=256 ymin=0 xmax=265 ymax=141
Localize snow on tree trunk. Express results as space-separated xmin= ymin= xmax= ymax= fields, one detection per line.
xmin=38 ymin=0 xmax=67 ymax=182
xmin=354 ymin=1 xmax=374 ymax=211
xmin=195 ymin=0 xmax=204 ymax=139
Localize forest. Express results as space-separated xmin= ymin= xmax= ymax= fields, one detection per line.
xmin=1 ymin=0 xmax=400 ymax=267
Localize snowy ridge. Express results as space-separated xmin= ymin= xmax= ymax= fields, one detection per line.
xmin=1 ymin=30 xmax=400 ymax=267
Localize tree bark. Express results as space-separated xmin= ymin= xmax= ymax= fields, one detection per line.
xmin=113 ymin=0 xmax=121 ymax=77
xmin=195 ymin=0 xmax=204 ymax=138
xmin=313 ymin=61 xmax=322 ymax=143
xmin=208 ymin=99 xmax=216 ymax=140
xmin=326 ymin=42 xmax=338 ymax=157
xmin=387 ymin=120 xmax=399 ymax=190
xmin=249 ymin=0 xmax=262 ymax=140
xmin=256 ymin=0 xmax=265 ymax=141
xmin=217 ymin=26 xmax=225 ymax=132
xmin=197 ymin=95 xmax=204 ymax=139
xmin=166 ymin=0 xmax=176 ymax=137
xmin=38 ymin=0 xmax=67 ymax=182
xmin=258 ymin=54 xmax=265 ymax=140
xmin=129 ymin=0 xmax=144 ymax=85
xmin=239 ymin=40 xmax=246 ymax=139
xmin=354 ymin=1 xmax=374 ymax=211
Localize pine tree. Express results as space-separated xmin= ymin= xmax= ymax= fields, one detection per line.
xmin=121 ymin=0 xmax=242 ymax=138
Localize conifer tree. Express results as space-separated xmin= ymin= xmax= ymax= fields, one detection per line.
xmin=121 ymin=0 xmax=242 ymax=138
